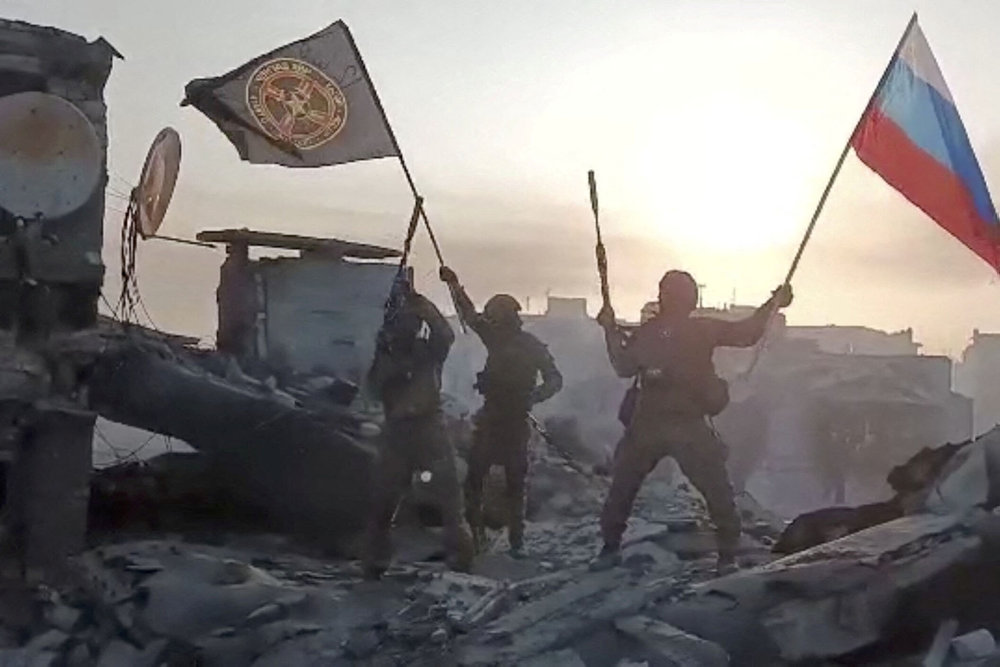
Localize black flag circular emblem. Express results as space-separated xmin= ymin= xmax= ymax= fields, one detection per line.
xmin=245 ymin=58 xmax=348 ymax=150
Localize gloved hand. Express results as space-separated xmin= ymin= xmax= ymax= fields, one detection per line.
xmin=596 ymin=303 xmax=617 ymax=330
xmin=439 ymin=266 xmax=458 ymax=285
xmin=771 ymin=284 xmax=793 ymax=309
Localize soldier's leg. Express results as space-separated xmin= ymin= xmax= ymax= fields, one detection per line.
xmin=599 ymin=427 xmax=659 ymax=549
xmin=363 ymin=429 xmax=412 ymax=578
xmin=415 ymin=413 xmax=474 ymax=571
xmin=464 ymin=411 xmax=491 ymax=551
xmin=502 ymin=415 xmax=531 ymax=553
xmin=669 ymin=421 xmax=741 ymax=565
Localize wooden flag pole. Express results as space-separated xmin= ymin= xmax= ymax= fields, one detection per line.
xmin=742 ymin=12 xmax=918 ymax=377
xmin=589 ymin=170 xmax=612 ymax=310
xmin=344 ymin=27 xmax=467 ymax=330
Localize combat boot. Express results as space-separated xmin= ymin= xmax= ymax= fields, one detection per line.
xmin=588 ymin=543 xmax=622 ymax=571
xmin=715 ymin=553 xmax=738 ymax=577
xmin=446 ymin=525 xmax=476 ymax=573
xmin=470 ymin=524 xmax=487 ymax=554
xmin=362 ymin=524 xmax=392 ymax=581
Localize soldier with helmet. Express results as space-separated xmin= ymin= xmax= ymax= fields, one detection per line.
xmin=594 ymin=270 xmax=792 ymax=574
xmin=362 ymin=275 xmax=474 ymax=579
xmin=439 ymin=266 xmax=563 ymax=557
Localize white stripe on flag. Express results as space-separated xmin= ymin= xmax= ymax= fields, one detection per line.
xmin=897 ymin=23 xmax=955 ymax=105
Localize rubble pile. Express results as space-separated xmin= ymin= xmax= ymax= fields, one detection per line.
xmin=5 ymin=427 xmax=1000 ymax=665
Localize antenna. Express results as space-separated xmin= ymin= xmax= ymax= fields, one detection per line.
xmin=0 ymin=92 xmax=101 ymax=219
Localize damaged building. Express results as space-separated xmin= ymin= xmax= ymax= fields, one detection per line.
xmin=4 ymin=12 xmax=1000 ymax=667
xmin=0 ymin=19 xmax=118 ymax=581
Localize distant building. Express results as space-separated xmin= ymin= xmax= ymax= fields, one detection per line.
xmin=956 ymin=329 xmax=1000 ymax=435
xmin=785 ymin=326 xmax=920 ymax=356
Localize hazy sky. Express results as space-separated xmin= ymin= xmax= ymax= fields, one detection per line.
xmin=7 ymin=0 xmax=1000 ymax=356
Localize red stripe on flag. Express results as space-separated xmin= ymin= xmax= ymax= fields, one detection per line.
xmin=853 ymin=107 xmax=1000 ymax=271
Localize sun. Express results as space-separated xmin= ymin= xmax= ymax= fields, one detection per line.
xmin=628 ymin=94 xmax=818 ymax=253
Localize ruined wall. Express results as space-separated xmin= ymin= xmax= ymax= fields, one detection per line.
xmin=255 ymin=254 xmax=396 ymax=385
xmin=0 ymin=20 xmax=118 ymax=578
xmin=0 ymin=20 xmax=117 ymax=290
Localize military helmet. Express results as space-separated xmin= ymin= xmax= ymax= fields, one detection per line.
xmin=483 ymin=293 xmax=522 ymax=325
xmin=658 ymin=270 xmax=698 ymax=312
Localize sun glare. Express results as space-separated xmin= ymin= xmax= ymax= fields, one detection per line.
xmin=630 ymin=94 xmax=818 ymax=253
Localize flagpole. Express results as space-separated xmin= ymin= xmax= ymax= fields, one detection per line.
xmin=783 ymin=12 xmax=918 ymax=286
xmin=342 ymin=24 xmax=466 ymax=328
xmin=743 ymin=12 xmax=918 ymax=376
xmin=341 ymin=26 xmax=445 ymax=264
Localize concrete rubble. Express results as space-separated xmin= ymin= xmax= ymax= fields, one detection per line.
xmin=4 ymin=425 xmax=998 ymax=665
xmin=4 ymin=11 xmax=1000 ymax=667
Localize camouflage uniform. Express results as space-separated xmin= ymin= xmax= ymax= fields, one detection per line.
xmin=364 ymin=292 xmax=473 ymax=576
xmin=600 ymin=295 xmax=782 ymax=562
xmin=445 ymin=276 xmax=562 ymax=552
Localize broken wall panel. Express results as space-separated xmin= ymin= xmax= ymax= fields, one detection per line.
xmin=88 ymin=343 xmax=377 ymax=542
xmin=256 ymin=255 xmax=396 ymax=384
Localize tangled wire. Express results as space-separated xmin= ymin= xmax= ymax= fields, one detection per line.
xmin=115 ymin=188 xmax=157 ymax=329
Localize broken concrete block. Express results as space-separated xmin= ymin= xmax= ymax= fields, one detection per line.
xmin=951 ymin=630 xmax=997 ymax=661
xmin=521 ymin=648 xmax=587 ymax=666
xmin=44 ymin=603 xmax=82 ymax=633
xmin=244 ymin=603 xmax=285 ymax=628
xmin=922 ymin=618 xmax=958 ymax=667
xmin=614 ymin=615 xmax=729 ymax=667
xmin=342 ymin=628 xmax=380 ymax=659
xmin=25 ymin=630 xmax=69 ymax=653
xmin=622 ymin=542 xmax=681 ymax=575
xmin=924 ymin=441 xmax=991 ymax=516
xmin=660 ymin=513 xmax=981 ymax=663
xmin=96 ymin=640 xmax=141 ymax=667
xmin=0 ymin=649 xmax=58 ymax=667
xmin=65 ymin=643 xmax=92 ymax=667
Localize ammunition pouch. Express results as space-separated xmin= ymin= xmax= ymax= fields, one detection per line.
xmin=699 ymin=375 xmax=730 ymax=417
xmin=629 ymin=370 xmax=730 ymax=419
xmin=617 ymin=380 xmax=639 ymax=427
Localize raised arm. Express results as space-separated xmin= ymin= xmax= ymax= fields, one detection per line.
xmin=439 ymin=266 xmax=488 ymax=336
xmin=597 ymin=304 xmax=639 ymax=378
xmin=713 ymin=284 xmax=793 ymax=348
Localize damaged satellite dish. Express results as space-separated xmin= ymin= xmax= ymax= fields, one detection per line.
xmin=0 ymin=92 xmax=102 ymax=220
xmin=136 ymin=127 xmax=181 ymax=238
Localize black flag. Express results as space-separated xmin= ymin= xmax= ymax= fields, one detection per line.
xmin=182 ymin=21 xmax=399 ymax=168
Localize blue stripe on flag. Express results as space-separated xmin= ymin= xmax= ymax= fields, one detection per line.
xmin=877 ymin=57 xmax=998 ymax=225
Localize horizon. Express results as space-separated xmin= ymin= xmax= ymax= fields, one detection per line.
xmin=7 ymin=0 xmax=1000 ymax=358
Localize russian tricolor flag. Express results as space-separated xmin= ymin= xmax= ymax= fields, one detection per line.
xmin=852 ymin=17 xmax=1000 ymax=270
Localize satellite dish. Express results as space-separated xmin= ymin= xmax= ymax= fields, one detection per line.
xmin=0 ymin=92 xmax=102 ymax=220
xmin=136 ymin=127 xmax=181 ymax=238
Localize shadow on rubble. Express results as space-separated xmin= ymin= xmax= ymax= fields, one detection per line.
xmin=649 ymin=428 xmax=1000 ymax=666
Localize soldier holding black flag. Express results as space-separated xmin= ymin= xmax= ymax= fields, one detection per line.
xmin=362 ymin=268 xmax=475 ymax=579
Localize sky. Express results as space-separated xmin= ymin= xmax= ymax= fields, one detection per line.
xmin=6 ymin=0 xmax=1000 ymax=356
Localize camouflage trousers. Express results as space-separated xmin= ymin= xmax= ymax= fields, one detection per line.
xmin=600 ymin=409 xmax=741 ymax=559
xmin=464 ymin=406 xmax=531 ymax=550
xmin=364 ymin=412 xmax=473 ymax=573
